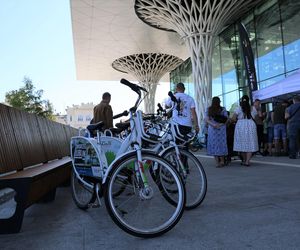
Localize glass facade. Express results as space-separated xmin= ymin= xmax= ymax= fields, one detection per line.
xmin=169 ymin=58 xmax=194 ymax=96
xmin=170 ymin=0 xmax=300 ymax=113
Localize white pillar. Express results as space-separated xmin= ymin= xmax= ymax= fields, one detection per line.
xmin=135 ymin=0 xmax=260 ymax=126
xmin=112 ymin=53 xmax=183 ymax=113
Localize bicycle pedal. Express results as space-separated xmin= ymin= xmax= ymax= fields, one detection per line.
xmin=89 ymin=202 xmax=101 ymax=208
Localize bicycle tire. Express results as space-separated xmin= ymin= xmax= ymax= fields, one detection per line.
xmin=71 ymin=170 xmax=96 ymax=210
xmin=161 ymin=148 xmax=207 ymax=210
xmin=104 ymin=151 xmax=186 ymax=238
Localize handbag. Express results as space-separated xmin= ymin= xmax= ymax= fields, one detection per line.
xmin=213 ymin=114 xmax=228 ymax=123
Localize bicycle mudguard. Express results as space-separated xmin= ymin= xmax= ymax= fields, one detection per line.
xmin=99 ymin=136 xmax=123 ymax=166
xmin=70 ymin=136 xmax=103 ymax=178
xmin=70 ymin=136 xmax=124 ymax=179
xmin=157 ymin=145 xmax=186 ymax=157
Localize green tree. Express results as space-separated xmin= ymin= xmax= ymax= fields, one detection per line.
xmin=5 ymin=77 xmax=55 ymax=120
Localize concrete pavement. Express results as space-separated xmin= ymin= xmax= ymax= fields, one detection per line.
xmin=0 ymin=153 xmax=300 ymax=250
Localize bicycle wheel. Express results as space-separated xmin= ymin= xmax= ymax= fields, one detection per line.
xmin=161 ymin=148 xmax=207 ymax=210
xmin=111 ymin=168 xmax=133 ymax=198
xmin=71 ymin=170 xmax=96 ymax=210
xmin=104 ymin=151 xmax=186 ymax=238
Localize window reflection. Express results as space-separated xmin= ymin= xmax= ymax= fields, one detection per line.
xmin=212 ymin=43 xmax=222 ymax=96
xmin=170 ymin=0 xmax=300 ymax=112
xmin=223 ymin=91 xmax=240 ymax=113
xmin=220 ymin=27 xmax=239 ymax=93
xmin=212 ymin=77 xmax=222 ymax=97
xmin=170 ymin=59 xmax=194 ymax=97
xmin=255 ymin=2 xmax=284 ymax=81
xmin=259 ymin=74 xmax=285 ymax=89
xmin=280 ymin=0 xmax=300 ymax=71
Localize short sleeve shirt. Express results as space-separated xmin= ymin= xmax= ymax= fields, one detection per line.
xmin=165 ymin=92 xmax=196 ymax=127
xmin=286 ymin=103 xmax=300 ymax=123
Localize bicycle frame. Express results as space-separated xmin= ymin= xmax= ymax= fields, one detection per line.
xmin=71 ymin=83 xmax=158 ymax=191
xmin=71 ymin=80 xmax=195 ymax=192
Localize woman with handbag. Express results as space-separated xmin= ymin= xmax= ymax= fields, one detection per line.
xmin=232 ymin=95 xmax=259 ymax=166
xmin=205 ymin=96 xmax=228 ymax=167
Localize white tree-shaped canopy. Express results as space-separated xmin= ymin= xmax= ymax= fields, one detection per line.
xmin=112 ymin=53 xmax=183 ymax=113
xmin=134 ymin=0 xmax=262 ymax=128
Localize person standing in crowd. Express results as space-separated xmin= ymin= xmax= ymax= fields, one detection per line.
xmin=205 ymin=96 xmax=228 ymax=168
xmin=263 ymin=110 xmax=274 ymax=156
xmin=165 ymin=82 xmax=199 ymax=135
xmin=93 ymin=92 xmax=113 ymax=129
xmin=285 ymin=96 xmax=300 ymax=159
xmin=226 ymin=111 xmax=236 ymax=165
xmin=272 ymin=101 xmax=289 ymax=156
xmin=232 ymin=95 xmax=258 ymax=166
xmin=253 ymin=99 xmax=264 ymax=153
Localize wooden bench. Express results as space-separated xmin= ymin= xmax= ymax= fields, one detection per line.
xmin=0 ymin=104 xmax=77 ymax=234
xmin=0 ymin=157 xmax=71 ymax=233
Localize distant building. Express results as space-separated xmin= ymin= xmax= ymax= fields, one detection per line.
xmin=55 ymin=114 xmax=67 ymax=125
xmin=65 ymin=103 xmax=94 ymax=129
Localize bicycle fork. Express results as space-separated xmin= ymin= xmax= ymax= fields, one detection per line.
xmin=174 ymin=146 xmax=188 ymax=178
xmin=135 ymin=146 xmax=153 ymax=200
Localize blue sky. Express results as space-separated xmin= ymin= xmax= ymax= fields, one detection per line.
xmin=0 ymin=0 xmax=169 ymax=114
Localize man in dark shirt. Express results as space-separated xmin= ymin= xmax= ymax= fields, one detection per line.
xmin=285 ymin=96 xmax=300 ymax=159
xmin=272 ymin=100 xmax=288 ymax=156
xmin=253 ymin=99 xmax=264 ymax=153
xmin=93 ymin=92 xmax=113 ymax=130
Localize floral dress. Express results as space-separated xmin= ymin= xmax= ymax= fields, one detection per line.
xmin=206 ymin=108 xmax=228 ymax=156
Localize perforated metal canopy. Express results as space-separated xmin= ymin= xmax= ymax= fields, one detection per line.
xmin=112 ymin=53 xmax=183 ymax=112
xmin=70 ymin=0 xmax=189 ymax=81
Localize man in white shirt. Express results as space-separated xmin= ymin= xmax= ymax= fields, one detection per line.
xmin=166 ymin=82 xmax=199 ymax=135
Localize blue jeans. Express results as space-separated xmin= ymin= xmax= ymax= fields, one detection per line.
xmin=288 ymin=122 xmax=300 ymax=157
xmin=274 ymin=124 xmax=287 ymax=140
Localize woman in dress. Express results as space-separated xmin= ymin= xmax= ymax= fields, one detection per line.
xmin=232 ymin=95 xmax=259 ymax=166
xmin=205 ymin=96 xmax=228 ymax=167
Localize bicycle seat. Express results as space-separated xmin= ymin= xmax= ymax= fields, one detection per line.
xmin=115 ymin=122 xmax=130 ymax=130
xmin=86 ymin=121 xmax=104 ymax=132
xmin=174 ymin=128 xmax=195 ymax=142
xmin=185 ymin=132 xmax=195 ymax=141
xmin=109 ymin=127 xmax=124 ymax=134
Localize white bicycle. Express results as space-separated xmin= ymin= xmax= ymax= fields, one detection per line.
xmin=91 ymin=89 xmax=207 ymax=210
xmin=70 ymin=79 xmax=186 ymax=238
xmin=141 ymin=109 xmax=207 ymax=210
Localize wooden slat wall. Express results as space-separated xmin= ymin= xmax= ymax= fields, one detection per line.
xmin=9 ymin=107 xmax=47 ymax=168
xmin=36 ymin=116 xmax=61 ymax=161
xmin=69 ymin=127 xmax=78 ymax=137
xmin=51 ymin=122 xmax=67 ymax=159
xmin=0 ymin=104 xmax=23 ymax=173
xmin=0 ymin=104 xmax=78 ymax=174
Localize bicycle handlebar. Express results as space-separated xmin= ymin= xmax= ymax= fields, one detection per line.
xmin=113 ymin=110 xmax=129 ymax=119
xmin=120 ymin=78 xmax=148 ymax=93
xmin=120 ymin=78 xmax=149 ymax=114
xmin=168 ymin=91 xmax=182 ymax=114
xmin=157 ymin=103 xmax=163 ymax=112
xmin=168 ymin=91 xmax=178 ymax=103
